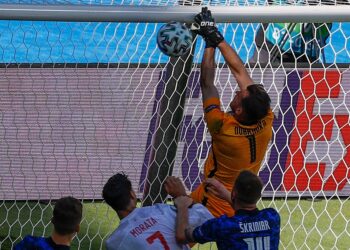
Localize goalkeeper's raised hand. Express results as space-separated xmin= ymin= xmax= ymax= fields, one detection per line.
xmin=194 ymin=7 xmax=224 ymax=48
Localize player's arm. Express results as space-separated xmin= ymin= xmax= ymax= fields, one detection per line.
xmin=217 ymin=41 xmax=254 ymax=91
xmin=194 ymin=7 xmax=253 ymax=91
xmin=200 ymin=47 xmax=219 ymax=101
xmin=174 ymin=196 xmax=196 ymax=244
xmin=200 ymin=48 xmax=224 ymax=134
xmin=204 ymin=178 xmax=233 ymax=206
xmin=164 ymin=176 xmax=187 ymax=198
xmin=193 ymin=7 xmax=220 ymax=102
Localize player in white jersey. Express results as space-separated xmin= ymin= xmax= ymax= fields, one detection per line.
xmin=102 ymin=173 xmax=213 ymax=250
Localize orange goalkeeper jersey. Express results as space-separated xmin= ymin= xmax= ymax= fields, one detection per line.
xmin=191 ymin=97 xmax=274 ymax=217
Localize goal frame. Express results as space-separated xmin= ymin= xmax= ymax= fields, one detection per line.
xmin=0 ymin=5 xmax=350 ymax=23
xmin=1 ymin=3 xmax=349 ymax=205
xmin=1 ymin=4 xmax=349 ymax=249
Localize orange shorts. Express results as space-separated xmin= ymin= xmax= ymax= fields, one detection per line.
xmin=190 ymin=182 xmax=235 ymax=218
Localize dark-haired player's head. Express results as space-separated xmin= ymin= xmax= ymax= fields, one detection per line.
xmin=230 ymin=84 xmax=271 ymax=125
xmin=51 ymin=196 xmax=82 ymax=236
xmin=231 ymin=170 xmax=263 ymax=208
xmin=102 ymin=172 xmax=136 ymax=213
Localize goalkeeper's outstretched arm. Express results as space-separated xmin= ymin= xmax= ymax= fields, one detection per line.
xmin=217 ymin=41 xmax=254 ymax=91
xmin=200 ymin=47 xmax=220 ymax=101
xmin=193 ymin=6 xmax=253 ymax=92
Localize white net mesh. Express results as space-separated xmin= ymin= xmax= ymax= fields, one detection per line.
xmin=0 ymin=0 xmax=349 ymax=249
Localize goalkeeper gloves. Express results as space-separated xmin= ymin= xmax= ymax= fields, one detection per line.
xmin=193 ymin=7 xmax=224 ymax=48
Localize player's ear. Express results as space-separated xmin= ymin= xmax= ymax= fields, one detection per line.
xmin=130 ymin=190 xmax=137 ymax=200
xmin=231 ymin=189 xmax=237 ymax=203
xmin=75 ymin=223 xmax=81 ymax=233
xmin=235 ymin=107 xmax=243 ymax=115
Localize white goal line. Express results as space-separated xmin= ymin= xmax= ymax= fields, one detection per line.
xmin=0 ymin=5 xmax=349 ymax=23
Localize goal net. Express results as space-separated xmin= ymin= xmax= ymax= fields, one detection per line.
xmin=0 ymin=1 xmax=349 ymax=249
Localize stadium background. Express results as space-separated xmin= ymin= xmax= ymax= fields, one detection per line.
xmin=0 ymin=2 xmax=349 ymax=250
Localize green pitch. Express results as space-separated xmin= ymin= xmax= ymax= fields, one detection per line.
xmin=1 ymin=199 xmax=349 ymax=249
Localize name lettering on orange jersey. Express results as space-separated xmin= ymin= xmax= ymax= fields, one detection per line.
xmin=234 ymin=120 xmax=266 ymax=136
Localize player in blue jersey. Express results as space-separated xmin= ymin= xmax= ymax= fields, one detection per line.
xmin=173 ymin=170 xmax=280 ymax=250
xmin=14 ymin=196 xmax=82 ymax=250
xmin=102 ymin=172 xmax=213 ymax=250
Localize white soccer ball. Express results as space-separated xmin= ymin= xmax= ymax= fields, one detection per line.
xmin=157 ymin=21 xmax=193 ymax=57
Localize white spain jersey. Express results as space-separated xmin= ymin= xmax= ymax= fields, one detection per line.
xmin=105 ymin=203 xmax=213 ymax=250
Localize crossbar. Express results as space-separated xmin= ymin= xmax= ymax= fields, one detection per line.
xmin=0 ymin=5 xmax=349 ymax=23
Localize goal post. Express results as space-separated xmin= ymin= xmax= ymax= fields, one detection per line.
xmin=0 ymin=5 xmax=350 ymax=22
xmin=0 ymin=2 xmax=350 ymax=250
xmin=142 ymin=50 xmax=197 ymax=206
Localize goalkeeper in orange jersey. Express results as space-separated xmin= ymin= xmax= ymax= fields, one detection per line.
xmin=190 ymin=7 xmax=274 ymax=218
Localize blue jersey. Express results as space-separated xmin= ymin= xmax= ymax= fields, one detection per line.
xmin=193 ymin=208 xmax=280 ymax=250
xmin=14 ymin=236 xmax=70 ymax=250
